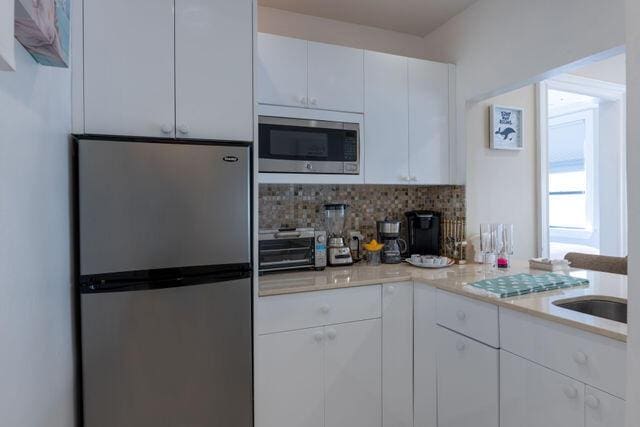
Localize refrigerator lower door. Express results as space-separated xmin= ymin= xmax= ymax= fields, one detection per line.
xmin=80 ymin=278 xmax=252 ymax=427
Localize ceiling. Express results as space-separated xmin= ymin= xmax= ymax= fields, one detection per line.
xmin=258 ymin=0 xmax=478 ymax=37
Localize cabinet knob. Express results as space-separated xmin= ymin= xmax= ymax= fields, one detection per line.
xmin=456 ymin=341 xmax=466 ymax=352
xmin=326 ymin=329 xmax=337 ymax=340
xmin=401 ymin=176 xmax=410 ymax=182
xmin=161 ymin=124 xmax=173 ymax=134
xmin=563 ymin=385 xmax=578 ymax=399
xmin=386 ymin=285 xmax=396 ymax=294
xmin=456 ymin=310 xmax=467 ymax=321
xmin=320 ymin=304 xmax=331 ymax=314
xmin=572 ymin=351 xmax=588 ymax=365
xmin=298 ymin=96 xmax=308 ymax=105
xmin=585 ymin=394 xmax=600 ymax=409
xmin=177 ymin=124 xmax=189 ymax=135
xmin=410 ymin=176 xmax=417 ymax=181
xmin=313 ymin=331 xmax=324 ymax=342
xmin=310 ymin=98 xmax=317 ymax=106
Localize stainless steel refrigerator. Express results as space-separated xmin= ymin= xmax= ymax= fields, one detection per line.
xmin=75 ymin=137 xmax=253 ymax=427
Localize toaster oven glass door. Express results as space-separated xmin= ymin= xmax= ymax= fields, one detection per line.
xmin=259 ymin=238 xmax=315 ymax=271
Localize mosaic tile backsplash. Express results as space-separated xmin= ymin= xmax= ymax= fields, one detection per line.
xmin=259 ymin=184 xmax=466 ymax=241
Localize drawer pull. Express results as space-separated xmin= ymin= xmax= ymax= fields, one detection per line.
xmin=320 ymin=304 xmax=331 ymax=314
xmin=326 ymin=329 xmax=337 ymax=340
xmin=456 ymin=310 xmax=467 ymax=321
xmin=585 ymin=394 xmax=600 ymax=409
xmin=456 ymin=341 xmax=466 ymax=352
xmin=386 ymin=285 xmax=396 ymax=295
xmin=314 ymin=332 xmax=324 ymax=342
xmin=572 ymin=351 xmax=588 ymax=365
xmin=563 ymin=385 xmax=578 ymax=399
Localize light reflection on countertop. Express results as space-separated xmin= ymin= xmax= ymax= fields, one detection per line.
xmin=259 ymin=260 xmax=628 ymax=342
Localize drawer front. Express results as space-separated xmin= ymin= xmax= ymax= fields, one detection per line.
xmin=436 ymin=290 xmax=499 ymax=347
xmin=500 ymin=308 xmax=626 ymax=398
xmin=257 ymin=285 xmax=381 ymax=334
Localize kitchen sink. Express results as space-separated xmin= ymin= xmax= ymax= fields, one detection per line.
xmin=553 ymin=297 xmax=627 ymax=324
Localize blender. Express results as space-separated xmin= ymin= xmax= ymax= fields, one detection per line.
xmin=324 ymin=203 xmax=354 ymax=266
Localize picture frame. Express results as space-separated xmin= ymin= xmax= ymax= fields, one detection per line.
xmin=490 ymin=105 xmax=524 ymax=150
xmin=14 ymin=0 xmax=70 ymax=68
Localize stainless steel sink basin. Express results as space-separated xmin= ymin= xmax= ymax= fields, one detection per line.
xmin=553 ymin=297 xmax=627 ymax=324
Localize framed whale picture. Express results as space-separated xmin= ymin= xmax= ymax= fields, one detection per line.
xmin=490 ymin=105 xmax=524 ymax=150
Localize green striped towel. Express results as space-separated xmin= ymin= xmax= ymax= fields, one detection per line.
xmin=464 ymin=273 xmax=589 ymax=299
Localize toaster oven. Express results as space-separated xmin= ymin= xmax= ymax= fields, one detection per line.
xmin=259 ymin=228 xmax=327 ymax=273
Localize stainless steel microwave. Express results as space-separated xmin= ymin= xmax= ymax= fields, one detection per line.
xmin=258 ymin=116 xmax=360 ymax=174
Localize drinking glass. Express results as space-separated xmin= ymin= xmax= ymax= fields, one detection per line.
xmin=479 ymin=223 xmax=493 ymax=271
xmin=500 ymin=224 xmax=514 ymax=269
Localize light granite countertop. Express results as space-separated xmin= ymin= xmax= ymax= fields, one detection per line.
xmin=259 ymin=260 xmax=628 ymax=342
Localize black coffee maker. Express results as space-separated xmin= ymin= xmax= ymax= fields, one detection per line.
xmin=405 ymin=211 xmax=441 ymax=255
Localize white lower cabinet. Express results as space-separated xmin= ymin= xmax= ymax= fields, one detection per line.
xmin=256 ymin=318 xmax=381 ymax=427
xmin=436 ymin=326 xmax=499 ymax=427
xmin=413 ymin=284 xmax=437 ymax=427
xmin=382 ymin=283 xmax=414 ymax=427
xmin=500 ymin=350 xmax=625 ymax=427
xmin=501 ymin=350 xmax=584 ymax=427
xmin=256 ymin=328 xmax=325 ymax=427
xmin=585 ymin=386 xmax=625 ymax=427
xmin=325 ymin=319 xmax=382 ymax=427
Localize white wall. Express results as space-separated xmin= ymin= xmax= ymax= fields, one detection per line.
xmin=423 ymin=0 xmax=625 ymax=184
xmin=626 ymin=0 xmax=640 ymax=425
xmin=465 ymin=85 xmax=537 ymax=259
xmin=571 ymin=54 xmax=627 ymax=85
xmin=258 ymin=6 xmax=428 ymax=59
xmin=0 ymin=42 xmax=75 ymax=427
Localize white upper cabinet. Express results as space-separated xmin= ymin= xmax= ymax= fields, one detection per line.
xmin=84 ymin=0 xmax=175 ymax=137
xmin=364 ymin=51 xmax=410 ymax=184
xmin=83 ymin=0 xmax=253 ymax=140
xmin=308 ymin=42 xmax=364 ymax=113
xmin=257 ymin=33 xmax=308 ymax=108
xmin=408 ymin=59 xmax=451 ymax=185
xmin=257 ymin=33 xmax=365 ymax=113
xmin=175 ymin=0 xmax=253 ymax=141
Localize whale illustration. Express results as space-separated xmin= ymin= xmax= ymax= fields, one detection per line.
xmin=495 ymin=127 xmax=516 ymax=140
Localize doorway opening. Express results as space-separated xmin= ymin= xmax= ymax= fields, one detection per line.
xmin=538 ymin=56 xmax=627 ymax=259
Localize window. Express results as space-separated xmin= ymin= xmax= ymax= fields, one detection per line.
xmin=548 ymin=110 xmax=595 ymax=232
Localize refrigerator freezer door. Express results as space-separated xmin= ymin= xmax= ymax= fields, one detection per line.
xmin=81 ymin=278 xmax=253 ymax=427
xmin=78 ymin=139 xmax=250 ymax=275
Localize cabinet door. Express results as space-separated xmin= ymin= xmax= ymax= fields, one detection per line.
xmin=325 ymin=319 xmax=382 ymax=427
xmin=175 ymin=0 xmax=253 ymax=141
xmin=364 ymin=51 xmax=410 ymax=184
xmin=414 ymin=284 xmax=437 ymax=427
xmin=84 ymin=0 xmax=175 ymax=137
xmin=408 ymin=59 xmax=450 ymax=184
xmin=257 ymin=33 xmax=308 ymax=108
xmin=308 ymin=42 xmax=364 ymax=113
xmin=437 ymin=326 xmax=499 ymax=427
xmin=585 ymin=386 xmax=625 ymax=427
xmin=500 ymin=350 xmax=584 ymax=427
xmin=382 ymin=283 xmax=413 ymax=427
xmin=256 ymin=328 xmax=325 ymax=427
